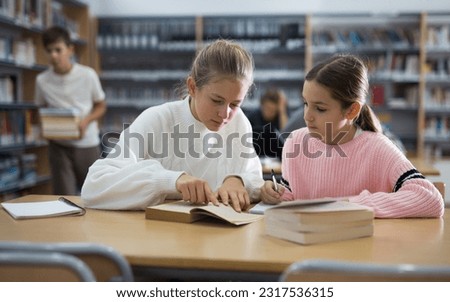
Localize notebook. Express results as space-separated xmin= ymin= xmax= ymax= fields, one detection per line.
xmin=1 ymin=197 xmax=85 ymax=220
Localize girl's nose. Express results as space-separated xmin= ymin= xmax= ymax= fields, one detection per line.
xmin=218 ymin=105 xmax=231 ymax=119
xmin=304 ymin=107 xmax=313 ymax=122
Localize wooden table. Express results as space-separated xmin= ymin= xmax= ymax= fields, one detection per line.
xmin=409 ymin=157 xmax=441 ymax=176
xmin=1 ymin=195 xmax=449 ymax=281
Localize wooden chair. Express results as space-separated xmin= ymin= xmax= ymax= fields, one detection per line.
xmin=280 ymin=259 xmax=450 ymax=282
xmin=433 ymin=181 xmax=446 ymax=199
xmin=0 ymin=251 xmax=96 ymax=282
xmin=0 ymin=241 xmax=134 ymax=282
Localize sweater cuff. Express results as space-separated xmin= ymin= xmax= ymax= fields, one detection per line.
xmin=153 ymin=170 xmax=186 ymax=194
xmin=348 ymin=190 xmax=371 ymax=204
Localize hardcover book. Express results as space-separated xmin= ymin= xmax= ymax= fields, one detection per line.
xmin=265 ymin=200 xmax=374 ymax=245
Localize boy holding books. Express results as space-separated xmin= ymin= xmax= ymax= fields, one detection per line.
xmin=35 ymin=26 xmax=106 ymax=195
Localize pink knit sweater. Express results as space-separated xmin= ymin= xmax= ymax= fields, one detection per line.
xmin=281 ymin=128 xmax=444 ymax=218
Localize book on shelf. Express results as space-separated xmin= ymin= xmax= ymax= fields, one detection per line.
xmin=145 ymin=200 xmax=262 ymax=226
xmin=0 ymin=153 xmax=37 ymax=187
xmin=39 ymin=107 xmax=81 ymax=140
xmin=371 ymin=85 xmax=385 ymax=106
xmin=0 ymin=110 xmax=27 ymax=146
xmin=0 ymin=75 xmax=15 ymax=103
xmin=264 ymin=200 xmax=374 ymax=245
xmin=1 ymin=197 xmax=85 ymax=220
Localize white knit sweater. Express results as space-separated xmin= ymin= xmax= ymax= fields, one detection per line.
xmin=81 ymin=99 xmax=264 ymax=210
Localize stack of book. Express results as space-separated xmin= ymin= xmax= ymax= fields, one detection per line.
xmin=265 ymin=199 xmax=374 ymax=245
xmin=39 ymin=108 xmax=81 ymax=140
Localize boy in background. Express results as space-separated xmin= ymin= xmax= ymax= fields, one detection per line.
xmin=35 ymin=26 xmax=106 ymax=195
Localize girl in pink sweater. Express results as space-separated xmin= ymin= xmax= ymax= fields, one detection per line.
xmin=260 ymin=54 xmax=444 ymax=218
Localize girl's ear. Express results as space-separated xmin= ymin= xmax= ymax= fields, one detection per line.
xmin=187 ymin=77 xmax=196 ymax=96
xmin=68 ymin=44 xmax=75 ymax=55
xmin=346 ymin=102 xmax=362 ymax=120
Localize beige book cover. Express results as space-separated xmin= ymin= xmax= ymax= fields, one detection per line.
xmin=145 ymin=200 xmax=262 ymax=226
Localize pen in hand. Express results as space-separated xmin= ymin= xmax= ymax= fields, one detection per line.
xmin=271 ymin=169 xmax=279 ymax=193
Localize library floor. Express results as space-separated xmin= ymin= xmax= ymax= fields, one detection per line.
xmin=426 ymin=159 xmax=450 ymax=207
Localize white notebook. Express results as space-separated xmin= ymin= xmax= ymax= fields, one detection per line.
xmin=2 ymin=197 xmax=85 ymax=220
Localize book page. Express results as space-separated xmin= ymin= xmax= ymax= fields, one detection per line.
xmin=2 ymin=199 xmax=84 ymax=219
xmin=193 ymin=204 xmax=262 ymax=225
xmin=249 ymin=202 xmax=278 ymax=214
xmin=250 ymin=198 xmax=337 ymax=214
xmin=152 ymin=201 xmax=194 ymax=214
xmin=273 ymin=198 xmax=339 ymax=209
xmin=148 ymin=201 xmax=262 ymax=225
xmin=288 ymin=201 xmax=373 ymax=214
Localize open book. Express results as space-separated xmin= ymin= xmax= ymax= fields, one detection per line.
xmin=265 ymin=200 xmax=374 ymax=245
xmin=1 ymin=197 xmax=85 ymax=220
xmin=145 ymin=200 xmax=262 ymax=226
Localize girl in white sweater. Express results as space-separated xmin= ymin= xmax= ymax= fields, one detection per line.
xmin=81 ymin=40 xmax=264 ymax=211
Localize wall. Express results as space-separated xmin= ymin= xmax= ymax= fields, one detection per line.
xmin=85 ymin=0 xmax=450 ymax=16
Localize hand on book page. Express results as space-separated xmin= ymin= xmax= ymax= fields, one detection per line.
xmin=1 ymin=197 xmax=85 ymax=220
xmin=145 ymin=200 xmax=262 ymax=226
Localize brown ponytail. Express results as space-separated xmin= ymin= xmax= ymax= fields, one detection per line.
xmin=355 ymin=103 xmax=382 ymax=132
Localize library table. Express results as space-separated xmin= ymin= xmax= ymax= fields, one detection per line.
xmin=409 ymin=157 xmax=441 ymax=176
xmin=1 ymin=195 xmax=449 ymax=281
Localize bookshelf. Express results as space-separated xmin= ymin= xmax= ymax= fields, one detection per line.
xmin=0 ymin=0 xmax=96 ymax=201
xmin=97 ymin=12 xmax=449 ymax=157
xmin=97 ymin=16 xmax=198 ymax=133
xmin=423 ymin=13 xmax=450 ymax=159
xmin=202 ymin=15 xmax=307 ymax=111
xmin=97 ymin=15 xmax=307 ymax=133
xmin=309 ymin=14 xmax=423 ymax=154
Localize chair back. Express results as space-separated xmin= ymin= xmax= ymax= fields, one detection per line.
xmin=433 ymin=181 xmax=446 ymax=199
xmin=0 ymin=241 xmax=134 ymax=282
xmin=280 ymin=259 xmax=450 ymax=282
xmin=0 ymin=251 xmax=96 ymax=282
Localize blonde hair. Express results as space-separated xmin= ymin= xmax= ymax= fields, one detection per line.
xmin=178 ymin=40 xmax=254 ymax=97
xmin=305 ymin=54 xmax=382 ymax=132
